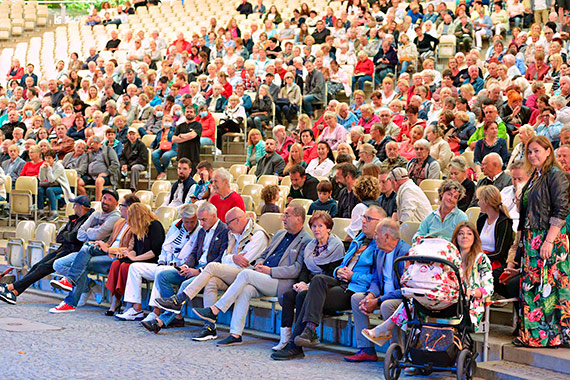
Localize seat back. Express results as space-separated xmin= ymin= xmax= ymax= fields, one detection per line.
xmin=331 ymin=217 xmax=351 ymax=241
xmin=16 ymin=220 xmax=36 ymax=242
xmin=117 ymin=189 xmax=132 ymax=201
xmin=281 ymin=176 xmax=291 ymax=188
xmin=461 ymin=151 xmax=475 ymax=170
xmin=92 ymin=201 xmax=102 ymax=212
xmin=466 ymin=207 xmax=481 ymax=226
xmin=151 ymin=181 xmax=171 ymax=197
xmin=65 ymin=169 xmax=78 ymax=195
xmin=423 ymin=189 xmax=439 ymax=205
xmin=155 ymin=206 xmax=177 ymax=230
xmin=258 ymin=212 xmax=284 ymax=236
xmin=400 ymin=221 xmax=420 ymax=246
xmin=15 ymin=176 xmax=38 ymax=195
xmin=154 ymin=191 xmax=170 ymax=209
xmin=257 ymin=175 xmax=279 ymax=187
xmin=135 ymin=190 xmax=154 ymax=206
xmin=242 ymin=194 xmax=254 ymax=212
xmin=289 ymin=198 xmax=313 ymax=213
xmin=34 ymin=222 xmax=56 ymax=246
xmin=141 ymin=134 xmax=155 ymax=148
xmin=236 ymin=174 xmax=256 ymax=192
xmin=242 ymin=184 xmax=264 ymax=208
xmin=229 ymin=164 xmax=248 ymax=180
xmin=419 ymin=179 xmax=443 ymax=192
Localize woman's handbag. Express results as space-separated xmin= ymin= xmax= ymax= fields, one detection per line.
xmin=159 ymin=131 xmax=172 ymax=151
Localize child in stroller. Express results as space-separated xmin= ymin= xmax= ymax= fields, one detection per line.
xmin=362 ymin=222 xmax=494 ymax=347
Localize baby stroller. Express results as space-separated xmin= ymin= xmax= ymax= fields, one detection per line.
xmin=383 ymin=238 xmax=477 ymax=380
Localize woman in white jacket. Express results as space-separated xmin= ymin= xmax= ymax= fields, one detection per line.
xmin=38 ymin=150 xmax=73 ymax=221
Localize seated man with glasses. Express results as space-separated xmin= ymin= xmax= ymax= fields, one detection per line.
xmin=272 ymin=205 xmax=386 ymax=360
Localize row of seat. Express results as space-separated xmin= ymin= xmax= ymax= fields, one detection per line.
xmin=0 ymin=3 xmax=49 ymax=41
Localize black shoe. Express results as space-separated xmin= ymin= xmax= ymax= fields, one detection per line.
xmin=271 ymin=342 xmax=305 ymax=360
xmin=0 ymin=284 xmax=17 ymax=305
xmin=216 ymin=334 xmax=242 ymax=346
xmin=166 ymin=317 xmax=185 ymax=329
xmin=155 ymin=295 xmax=185 ymax=314
xmin=141 ymin=319 xmax=162 ymax=334
xmin=294 ymin=326 xmax=320 ymax=347
xmin=192 ymin=325 xmax=218 ymax=341
xmin=193 ymin=307 xmax=217 ymax=324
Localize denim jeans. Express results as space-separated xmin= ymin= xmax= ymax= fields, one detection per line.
xmin=37 ymin=186 xmax=64 ymax=211
xmin=157 ymin=274 xmax=196 ymax=327
xmin=200 ymin=137 xmax=213 ymax=146
xmin=137 ymin=127 xmax=149 ymax=136
xmin=302 ymin=94 xmax=319 ymax=116
xmin=375 ymin=68 xmax=394 ymax=84
xmin=53 ymin=244 xmax=106 ymax=285
xmin=400 ymin=61 xmax=411 ymax=75
xmin=352 ymin=74 xmax=373 ymax=91
xmin=151 ymin=149 xmax=178 ymax=174
xmin=276 ymin=103 xmax=298 ymax=124
xmin=65 ymin=255 xmax=115 ymax=307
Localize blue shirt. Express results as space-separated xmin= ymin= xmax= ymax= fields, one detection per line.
xmin=337 ymin=111 xmax=359 ymax=130
xmin=263 ymin=232 xmax=298 ymax=267
xmin=463 ymin=77 xmax=484 ymax=94
xmin=382 ymin=248 xmax=396 ymax=295
xmin=413 ymin=207 xmax=469 ymax=241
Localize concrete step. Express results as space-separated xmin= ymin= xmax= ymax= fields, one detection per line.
xmin=502 ymin=345 xmax=570 ymax=375
xmin=472 ymin=324 xmax=514 ymax=362
xmin=476 ymin=361 xmax=569 ymax=380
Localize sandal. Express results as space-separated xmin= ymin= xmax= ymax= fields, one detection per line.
xmin=361 ymin=329 xmax=392 ymax=347
xmin=512 ymin=338 xmax=530 ymax=347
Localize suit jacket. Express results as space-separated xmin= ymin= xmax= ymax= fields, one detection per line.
xmin=304 ymin=69 xmax=326 ymax=101
xmin=184 ymin=221 xmax=229 ymax=267
xmin=367 ymin=240 xmax=410 ymax=301
xmin=255 ymin=153 xmax=286 ymax=177
xmin=469 ymin=172 xmax=512 ymax=207
xmin=258 ymin=228 xmax=312 ymax=297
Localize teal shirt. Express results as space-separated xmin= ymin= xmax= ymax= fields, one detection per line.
xmin=413 ymin=207 xmax=469 ymax=242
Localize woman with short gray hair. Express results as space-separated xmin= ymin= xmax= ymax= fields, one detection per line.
xmin=549 ymin=95 xmax=570 ymax=126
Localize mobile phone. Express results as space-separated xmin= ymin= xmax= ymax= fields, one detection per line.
xmin=174 ymin=266 xmax=181 ymax=272
xmin=498 ymin=272 xmax=510 ymax=282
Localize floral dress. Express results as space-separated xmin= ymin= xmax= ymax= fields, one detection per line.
xmin=519 ymin=182 xmax=570 ymax=347
xmin=465 ymin=252 xmax=494 ymax=329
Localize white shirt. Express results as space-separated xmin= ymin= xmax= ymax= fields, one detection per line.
xmin=306 ymin=158 xmax=335 ymax=178
xmin=198 ymin=220 xmax=220 ymax=266
xmin=500 ymin=185 xmax=519 ymax=231
xmin=480 ymin=218 xmax=497 ymax=252
xmin=111 ymin=223 xmax=128 ymax=248
xmin=221 ymin=219 xmax=270 ymax=267
xmin=397 ymin=180 xmax=433 ymax=223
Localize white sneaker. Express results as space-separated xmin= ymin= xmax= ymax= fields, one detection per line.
xmin=115 ymin=307 xmax=144 ymax=321
xmin=142 ymin=312 xmax=158 ymax=323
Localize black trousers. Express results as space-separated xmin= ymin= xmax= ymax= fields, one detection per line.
xmin=12 ymin=246 xmax=71 ymax=295
xmin=216 ymin=120 xmax=242 ymax=149
xmin=281 ymin=288 xmax=308 ymax=328
xmin=291 ymin=274 xmax=353 ymax=338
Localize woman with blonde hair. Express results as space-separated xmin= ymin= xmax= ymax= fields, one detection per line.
xmin=245 ymin=128 xmax=265 ymax=168
xmin=283 ymin=143 xmax=307 ymax=176
xmin=507 ymin=125 xmax=536 ymax=168
xmin=110 ymin=202 xmax=165 ymax=321
xmin=336 ymin=142 xmax=356 ymax=161
xmin=397 ymin=33 xmax=418 ymax=75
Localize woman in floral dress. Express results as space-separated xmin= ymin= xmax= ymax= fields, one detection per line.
xmin=361 ymin=226 xmax=493 ymax=345
xmin=511 ymin=136 xmax=570 ymax=348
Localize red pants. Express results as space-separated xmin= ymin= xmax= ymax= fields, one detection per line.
xmin=105 ymin=260 xmax=131 ymax=297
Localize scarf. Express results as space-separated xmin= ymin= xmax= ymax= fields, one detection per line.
xmin=303 ymin=233 xmax=344 ymax=274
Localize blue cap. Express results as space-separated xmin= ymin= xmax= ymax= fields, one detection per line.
xmin=70 ymin=195 xmax=91 ymax=208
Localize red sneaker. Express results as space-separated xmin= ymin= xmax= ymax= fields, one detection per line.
xmin=50 ymin=278 xmax=73 ymax=292
xmin=343 ymin=350 xmax=378 ymax=362
xmin=49 ymin=301 xmax=76 ymax=313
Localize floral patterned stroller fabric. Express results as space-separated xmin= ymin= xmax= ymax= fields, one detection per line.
xmin=400 ymin=238 xmax=462 ymax=310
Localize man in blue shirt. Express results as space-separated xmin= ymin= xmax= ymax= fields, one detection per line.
xmin=346 ymin=218 xmax=410 ymax=362
xmin=462 ymin=65 xmax=484 ymax=95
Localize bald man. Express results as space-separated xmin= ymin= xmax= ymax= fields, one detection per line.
xmin=380 ymin=141 xmax=408 ymax=171
xmin=470 ymin=153 xmax=512 ymax=207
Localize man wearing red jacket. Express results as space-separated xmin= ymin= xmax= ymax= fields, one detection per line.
xmin=168 ymin=32 xmax=191 ymax=54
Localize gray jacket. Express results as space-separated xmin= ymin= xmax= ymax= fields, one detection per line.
xmin=305 ymin=69 xmax=326 ymax=101
xmin=86 ymin=145 xmax=120 ymax=187
xmin=259 ymin=228 xmax=312 ymax=297
xmin=62 ymin=152 xmax=88 ymax=177
xmin=2 ymin=156 xmax=25 ymax=184
xmin=77 ymin=209 xmax=121 ymax=242
xmin=255 ymin=152 xmax=286 ymax=177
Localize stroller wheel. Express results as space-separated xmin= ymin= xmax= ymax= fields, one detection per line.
xmin=383 ymin=343 xmax=403 ymax=380
xmin=456 ymin=349 xmax=476 ymax=380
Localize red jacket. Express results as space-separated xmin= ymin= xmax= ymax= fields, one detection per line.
xmin=277 ymin=136 xmax=296 ymax=162
xmin=354 ymin=58 xmax=374 ymax=77
xmin=525 ymin=63 xmax=550 ymax=82
xmin=168 ymin=39 xmax=191 ymax=54
xmin=197 ymin=113 xmax=216 ymax=144
xmin=205 ymin=81 xmax=233 ymax=99
xmin=302 ymin=142 xmax=318 ymax=163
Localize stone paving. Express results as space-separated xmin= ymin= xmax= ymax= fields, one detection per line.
xmin=0 ymin=292 xmax=468 ymax=380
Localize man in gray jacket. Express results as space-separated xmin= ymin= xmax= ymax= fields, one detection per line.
xmin=255 ymin=138 xmax=286 ymax=177
xmin=302 ymin=61 xmax=325 ymax=117
xmin=77 ymin=136 xmax=120 ymax=201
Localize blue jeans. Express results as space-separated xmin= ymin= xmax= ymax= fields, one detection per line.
xmin=37 ymin=186 xmax=63 ymax=211
xmin=54 ymin=244 xmax=107 ymax=285
xmin=352 ymin=74 xmax=373 ymax=91
xmin=138 ymin=127 xmax=149 ymax=136
xmin=510 ymin=16 xmax=522 ymax=29
xmin=302 ymin=94 xmax=319 ymax=116
xmin=200 ymin=137 xmax=213 ymax=146
xmin=400 ymin=61 xmax=411 ymax=75
xmin=151 ymin=149 xmax=178 ymax=174
xmin=375 ymin=68 xmax=394 ymax=84
xmin=157 ymin=273 xmax=196 ymax=327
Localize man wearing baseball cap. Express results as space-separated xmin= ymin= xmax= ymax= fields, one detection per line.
xmin=49 ymin=189 xmax=122 ymax=313
xmin=388 ymin=167 xmax=432 ymax=223
xmin=0 ymin=195 xmax=94 ymax=305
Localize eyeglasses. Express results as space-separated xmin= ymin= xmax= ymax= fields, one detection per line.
xmin=361 ymin=215 xmax=381 ymax=222
xmin=119 ymin=203 xmax=128 ymax=208
xmin=226 ymin=216 xmax=241 ymax=225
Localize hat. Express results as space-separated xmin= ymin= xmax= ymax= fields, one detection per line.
xmin=127 ymin=127 xmax=138 ymax=134
xmin=70 ymin=195 xmax=91 ymax=208
xmin=182 ymin=93 xmax=192 ymax=99
xmin=389 ymin=167 xmax=409 ymax=181
xmin=102 ymin=188 xmax=120 ymax=201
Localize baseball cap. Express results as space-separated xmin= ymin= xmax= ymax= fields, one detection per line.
xmin=102 ymin=188 xmax=120 ymax=201
xmin=127 ymin=127 xmax=138 ymax=134
xmin=70 ymin=195 xmax=91 ymax=208
xmin=389 ymin=167 xmax=409 ymax=181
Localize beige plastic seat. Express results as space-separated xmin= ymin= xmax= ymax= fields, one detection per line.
xmin=289 ymin=198 xmax=313 ymax=213
xmin=278 ymin=185 xmax=289 ymax=200
xmin=229 ymin=164 xmax=248 ymax=180
xmin=331 ymin=218 xmax=351 ymax=240
xmin=242 ymin=184 xmax=264 ymax=208
xmin=154 ymin=191 xmax=169 ymax=209
xmin=257 ymin=175 xmax=279 ymax=187
xmin=466 ymin=207 xmax=481 ymax=226
xmin=258 ymin=213 xmax=284 ymax=236
xmin=141 ymin=134 xmax=156 ymax=148
xmin=242 ymin=194 xmax=254 ymax=212
xmin=26 ymin=222 xmax=57 ymax=268
xmin=400 ymin=221 xmax=420 ymax=246
xmin=423 ymin=190 xmax=440 ymax=205
xmin=236 ymin=174 xmax=256 ymax=192
xmin=248 ymin=165 xmax=257 ymax=175
xmin=6 ymin=221 xmax=36 ymax=274
xmin=151 ymin=181 xmax=171 ymax=197
xmin=11 ymin=176 xmax=39 ymax=224
xmin=155 ymin=206 xmax=177 ymax=230
xmin=91 ymin=201 xmax=102 ymax=212
xmin=117 ymin=189 xmax=132 ymax=201
xmin=65 ymin=169 xmax=78 ymax=196
xmin=135 ymin=190 xmax=153 ymax=207
xmin=461 ymin=151 xmax=475 ymax=170
xmin=419 ymin=179 xmax=444 ymax=192
xmin=281 ymin=176 xmax=291 ymax=188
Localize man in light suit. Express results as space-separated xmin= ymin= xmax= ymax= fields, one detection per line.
xmin=158 ymin=204 xmax=311 ymax=346
xmin=346 ymin=218 xmax=410 ymax=362
xmin=153 ymin=206 xmax=270 ymax=341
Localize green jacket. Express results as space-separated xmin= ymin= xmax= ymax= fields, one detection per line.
xmin=467 ymin=120 xmax=508 ymax=146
